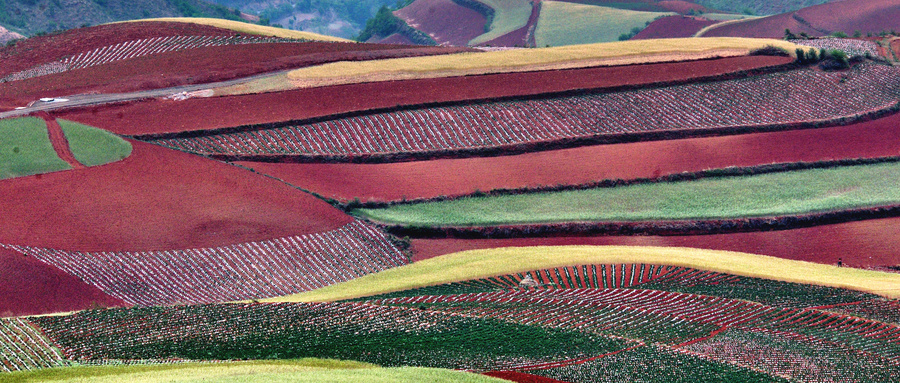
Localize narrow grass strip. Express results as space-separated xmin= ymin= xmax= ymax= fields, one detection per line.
xmin=354 ymin=162 xmax=900 ymax=226
xmin=263 ymin=246 xmax=900 ymax=302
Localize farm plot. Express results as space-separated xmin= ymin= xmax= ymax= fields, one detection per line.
xmin=0 ymin=221 xmax=406 ymax=307
xmin=0 ymin=35 xmax=302 ymax=84
xmin=33 ymin=302 xmax=631 ymax=371
xmin=365 ymin=264 xmax=878 ymax=308
xmin=153 ymin=63 xmax=900 ymax=159
xmin=535 ymin=1 xmax=673 ymax=47
xmin=789 ymin=38 xmax=880 ymax=57
xmin=683 ymin=328 xmax=900 ymax=382
xmin=0 ymin=318 xmax=65 ymax=372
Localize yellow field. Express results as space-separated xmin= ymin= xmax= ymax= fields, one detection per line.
xmin=6 ymin=359 xmax=505 ymax=383
xmin=262 ymin=246 xmax=900 ymax=303
xmin=121 ymin=18 xmax=350 ymax=42
xmin=214 ymin=37 xmax=800 ymax=95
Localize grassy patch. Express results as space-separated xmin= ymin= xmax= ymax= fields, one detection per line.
xmin=263 ymin=246 xmax=900 ymax=302
xmin=122 ymin=18 xmax=350 ymax=42
xmin=0 ymin=117 xmax=70 ymax=180
xmin=535 ymin=1 xmax=673 ymax=47
xmin=58 ymin=120 xmax=132 ymax=167
xmin=5 ymin=359 xmax=504 ymax=383
xmin=468 ymin=0 xmax=534 ymax=45
xmin=355 ymin=162 xmax=900 ymax=225
xmin=225 ymin=37 xmax=800 ymax=94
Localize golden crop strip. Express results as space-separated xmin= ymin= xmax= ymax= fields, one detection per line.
xmin=263 ymin=246 xmax=900 ymax=302
xmin=119 ymin=18 xmax=351 ymax=42
xmin=283 ymin=38 xmax=801 ymax=86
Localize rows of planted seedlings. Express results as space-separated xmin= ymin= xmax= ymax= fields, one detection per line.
xmin=790 ymin=38 xmax=881 ymax=57
xmin=0 ymin=221 xmax=406 ymax=306
xmin=0 ymin=318 xmax=64 ymax=372
xmin=0 ymin=35 xmax=302 ymax=83
xmin=154 ymin=63 xmax=900 ymax=157
xmin=765 ymin=308 xmax=900 ymax=360
xmin=530 ymin=344 xmax=789 ymax=383
xmin=819 ymin=299 xmax=900 ymax=324
xmin=683 ymin=328 xmax=900 ymax=382
xmin=32 ymin=302 xmax=631 ymax=372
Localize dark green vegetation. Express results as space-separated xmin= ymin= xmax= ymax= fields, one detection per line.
xmin=0 ymin=0 xmax=244 ymax=36
xmin=694 ymin=0 xmax=831 ymax=16
xmin=58 ymin=120 xmax=132 ymax=167
xmin=355 ymin=161 xmax=900 ymax=226
xmin=0 ymin=117 xmax=69 ymax=179
xmin=356 ymin=5 xmax=435 ymax=44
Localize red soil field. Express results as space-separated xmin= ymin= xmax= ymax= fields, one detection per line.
xmin=703 ymin=0 xmax=900 ymax=38
xmin=655 ymin=0 xmax=711 ymax=14
xmin=0 ymin=21 xmax=241 ymax=77
xmin=395 ymin=0 xmax=487 ymax=46
xmin=238 ymin=112 xmax=900 ymax=202
xmin=0 ymin=139 xmax=351 ymax=252
xmin=632 ymin=15 xmax=717 ymax=39
xmin=481 ymin=0 xmax=540 ymax=47
xmin=0 ymin=42 xmax=468 ymax=109
xmin=0 ymin=247 xmax=126 ymax=317
xmin=59 ymin=55 xmax=792 ymax=136
xmin=409 ymin=217 xmax=900 ymax=268
xmin=483 ymin=371 xmax=571 ymax=383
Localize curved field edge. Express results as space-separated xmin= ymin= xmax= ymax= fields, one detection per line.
xmin=262 ymin=246 xmax=900 ymax=302
xmin=5 ymin=359 xmax=507 ymax=383
xmin=57 ymin=120 xmax=132 ymax=167
xmin=218 ymin=38 xmax=801 ymax=94
xmin=352 ymin=160 xmax=900 ymax=225
xmin=117 ymin=18 xmax=351 ymax=42
xmin=0 ymin=117 xmax=70 ymax=180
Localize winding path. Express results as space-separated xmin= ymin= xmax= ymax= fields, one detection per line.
xmin=35 ymin=111 xmax=84 ymax=169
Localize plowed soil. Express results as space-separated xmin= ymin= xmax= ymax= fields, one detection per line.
xmin=633 ymin=15 xmax=716 ymax=39
xmin=409 ymin=217 xmax=900 ymax=267
xmin=0 ymin=247 xmax=126 ymax=317
xmin=0 ymin=42 xmax=467 ymax=108
xmin=59 ymin=55 xmax=792 ymax=136
xmin=483 ymin=371 xmax=571 ymax=383
xmin=0 ymin=139 xmax=351 ymax=252
xmin=702 ymin=0 xmax=900 ymax=38
xmin=0 ymin=21 xmax=240 ymax=77
xmin=239 ymin=112 xmax=900 ymax=202
xmin=395 ymin=0 xmax=487 ymax=46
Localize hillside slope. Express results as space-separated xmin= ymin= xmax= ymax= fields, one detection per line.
xmin=209 ymin=0 xmax=398 ymax=39
xmin=0 ymin=0 xmax=243 ymax=36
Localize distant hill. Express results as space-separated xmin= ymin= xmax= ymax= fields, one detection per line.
xmin=0 ymin=0 xmax=245 ymax=36
xmin=207 ymin=0 xmax=399 ymax=39
xmin=694 ymin=0 xmax=831 ymax=16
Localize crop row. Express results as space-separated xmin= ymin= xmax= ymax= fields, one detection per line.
xmin=531 ymin=343 xmax=786 ymax=383
xmin=367 ymin=264 xmax=875 ymax=309
xmin=32 ymin=302 xmax=630 ymax=372
xmin=0 ymin=318 xmax=64 ymax=372
xmin=154 ymin=63 xmax=900 ymax=158
xmin=766 ymin=308 xmax=900 ymax=360
xmin=0 ymin=220 xmax=406 ymax=306
xmin=683 ymin=328 xmax=900 ymax=382
xmin=819 ymin=299 xmax=900 ymax=325
xmin=0 ymin=35 xmax=301 ymax=83
xmin=790 ymin=38 xmax=880 ymax=57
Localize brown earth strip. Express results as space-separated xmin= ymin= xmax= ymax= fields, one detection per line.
xmin=35 ymin=112 xmax=85 ymax=169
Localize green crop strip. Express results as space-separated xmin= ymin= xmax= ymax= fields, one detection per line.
xmin=58 ymin=120 xmax=132 ymax=167
xmin=355 ymin=161 xmax=900 ymax=226
xmin=0 ymin=117 xmax=70 ymax=180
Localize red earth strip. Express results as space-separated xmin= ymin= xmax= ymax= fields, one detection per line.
xmin=482 ymin=371 xmax=572 ymax=383
xmin=408 ymin=216 xmax=900 ymax=267
xmin=35 ymin=112 xmax=85 ymax=169
xmin=239 ymin=112 xmax=900 ymax=203
xmin=0 ymin=247 xmax=126 ymax=317
xmin=804 ymin=300 xmax=868 ymax=310
xmin=632 ymin=15 xmax=717 ymax=39
xmin=672 ymin=326 xmax=729 ymax=348
xmin=0 ymin=140 xmax=352 ymax=252
xmin=58 ymin=55 xmax=793 ymax=136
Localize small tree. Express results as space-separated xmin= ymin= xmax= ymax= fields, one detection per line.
xmin=784 ymin=29 xmax=797 ymax=40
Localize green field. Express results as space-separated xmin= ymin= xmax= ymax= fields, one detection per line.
xmin=468 ymin=0 xmax=534 ymax=45
xmin=58 ymin=120 xmax=132 ymax=167
xmin=535 ymin=1 xmax=673 ymax=47
xmin=266 ymin=246 xmax=900 ymax=302
xmin=355 ymin=162 xmax=900 ymax=226
xmin=5 ymin=359 xmax=505 ymax=383
xmin=0 ymin=117 xmax=70 ymax=180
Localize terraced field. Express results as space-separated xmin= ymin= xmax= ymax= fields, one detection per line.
xmin=153 ymin=63 xmax=899 ymax=159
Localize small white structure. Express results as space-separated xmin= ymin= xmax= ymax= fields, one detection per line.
xmin=518 ymin=275 xmax=539 ymax=288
